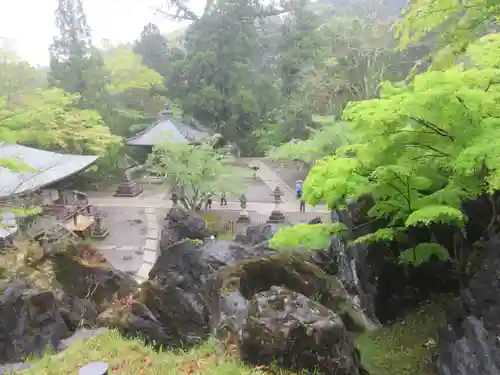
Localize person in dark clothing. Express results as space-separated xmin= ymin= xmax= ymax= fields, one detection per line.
xmin=205 ymin=197 xmax=213 ymax=211
xmin=220 ymin=192 xmax=227 ymax=206
xmin=300 ymin=199 xmax=306 ymax=212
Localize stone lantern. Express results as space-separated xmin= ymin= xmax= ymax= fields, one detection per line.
xmin=171 ymin=192 xmax=179 ymax=206
xmin=250 ymin=165 xmax=260 ymax=180
xmin=90 ymin=211 xmax=109 ymax=239
xmin=267 ymin=186 xmax=285 ymax=223
xmin=113 ymin=158 xmax=143 ymax=197
xmin=237 ymin=194 xmax=250 ymax=223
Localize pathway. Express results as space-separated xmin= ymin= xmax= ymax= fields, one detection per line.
xmin=89 ymin=197 xmax=328 ymax=214
xmin=90 ymin=158 xmax=328 ymax=283
xmin=247 ymin=159 xmax=298 ymax=203
xmin=134 ymin=207 xmax=160 ymax=283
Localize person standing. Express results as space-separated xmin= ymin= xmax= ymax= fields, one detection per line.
xmin=205 ymin=196 xmax=213 ymax=211
xmin=296 ymin=180 xmax=303 ymax=199
xmin=300 ymin=199 xmax=306 ymax=212
xmin=220 ymin=192 xmax=227 ymax=206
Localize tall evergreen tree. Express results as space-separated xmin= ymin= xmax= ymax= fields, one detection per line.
xmin=134 ymin=23 xmax=171 ymax=77
xmin=48 ymin=0 xmax=107 ymax=110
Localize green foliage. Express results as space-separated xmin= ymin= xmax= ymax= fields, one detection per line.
xmin=396 ymin=0 xmax=499 ymax=67
xmin=399 ymin=243 xmax=451 ymax=266
xmin=0 ymin=47 xmax=46 ymax=104
xmin=101 ymin=45 xmax=166 ymax=137
xmin=270 ymin=222 xmax=347 ymax=252
xmin=49 ymin=0 xmax=108 ymax=111
xmin=0 ymin=88 xmax=121 ymax=155
xmin=405 ymin=206 xmax=466 ymax=227
xmin=166 ymin=4 xmax=278 ymax=155
xmin=357 ymin=300 xmax=448 ymax=375
xmin=268 ymin=119 xmax=352 ymax=163
xmin=103 ymin=46 xmax=164 ymax=94
xmin=144 ymin=137 xmax=251 ymax=211
xmin=352 ymin=228 xmax=402 ymax=245
xmin=299 ymin=35 xmax=500 ymax=264
xmin=133 ymin=23 xmax=171 ymax=77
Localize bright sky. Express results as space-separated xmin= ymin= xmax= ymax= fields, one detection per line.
xmin=0 ymin=0 xmax=197 ymax=66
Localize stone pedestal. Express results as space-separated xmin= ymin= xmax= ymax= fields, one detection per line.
xmin=268 ymin=186 xmax=286 ymax=223
xmin=90 ymin=216 xmax=109 ymax=239
xmin=113 ymin=172 xmax=143 ymax=197
xmin=91 ymin=224 xmax=109 ymax=239
xmin=237 ymin=210 xmax=251 ymax=223
xmin=267 ymin=210 xmax=285 ymax=224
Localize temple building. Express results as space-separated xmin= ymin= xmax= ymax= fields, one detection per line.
xmin=0 ymin=143 xmax=103 ymax=246
xmin=125 ymin=106 xmax=210 ymax=149
xmin=0 ymin=143 xmax=98 ymax=198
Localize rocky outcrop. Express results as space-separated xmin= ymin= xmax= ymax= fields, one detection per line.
xmin=0 ymin=242 xmax=138 ymax=365
xmin=103 ymin=234 xmax=275 ymax=348
xmin=326 ymin=199 xmax=458 ymax=324
xmin=51 ymin=253 xmax=137 ymax=328
xmin=160 ymin=206 xmax=213 ymax=248
xmin=208 ymin=254 xmax=378 ymax=351
xmin=0 ymin=281 xmax=69 ymax=363
xmin=436 ymin=238 xmax=500 ymax=375
xmin=241 ymin=286 xmax=369 ymax=375
xmin=234 ymin=223 xmax=278 ymax=246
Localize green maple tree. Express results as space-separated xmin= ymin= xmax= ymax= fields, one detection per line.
xmin=272 ymin=33 xmax=500 ymax=265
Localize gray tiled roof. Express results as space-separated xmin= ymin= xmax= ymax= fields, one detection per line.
xmin=0 ymin=211 xmax=17 ymax=238
xmin=0 ymin=143 xmax=98 ymax=198
xmin=126 ymin=117 xmax=209 ymax=147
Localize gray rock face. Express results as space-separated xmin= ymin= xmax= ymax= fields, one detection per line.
xmin=0 ymin=281 xmax=69 ymax=363
xmin=241 ymin=286 xmax=368 ymax=375
xmin=436 ymin=239 xmax=500 ymax=375
xmin=234 ymin=223 xmax=278 ymax=246
xmin=160 ymin=206 xmax=213 ymax=248
xmin=107 ymin=228 xmax=276 ymax=348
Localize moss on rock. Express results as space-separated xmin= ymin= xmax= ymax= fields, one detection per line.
xmin=356 ymin=300 xmax=448 ymax=375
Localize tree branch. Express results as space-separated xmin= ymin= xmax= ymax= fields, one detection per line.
xmin=404 ymin=142 xmax=450 ymax=157
xmin=408 ymin=116 xmax=455 ymax=141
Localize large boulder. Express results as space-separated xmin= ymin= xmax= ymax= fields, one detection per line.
xmin=103 ymin=238 xmax=275 ymax=348
xmin=0 ymin=281 xmax=69 ymax=363
xmin=436 ymin=238 xmax=500 ymax=375
xmin=208 ymin=254 xmax=378 ymax=351
xmin=160 ymin=206 xmax=213 ymax=248
xmin=50 ymin=252 xmax=138 ymax=328
xmin=241 ymin=286 xmax=369 ymax=375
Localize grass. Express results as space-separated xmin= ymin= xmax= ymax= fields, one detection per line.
xmin=356 ymin=301 xmax=447 ymax=375
xmin=20 ymin=301 xmax=448 ymax=375
xmin=201 ymin=212 xmax=236 ymax=241
xmin=21 ymin=330 xmax=295 ymax=375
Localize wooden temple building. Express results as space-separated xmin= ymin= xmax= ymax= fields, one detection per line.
xmin=0 ymin=143 xmax=108 ymax=247
xmin=125 ymin=108 xmax=210 ymax=149
xmin=114 ymin=105 xmax=211 ymax=196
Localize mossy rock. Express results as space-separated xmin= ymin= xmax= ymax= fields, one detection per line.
xmin=356 ymin=300 xmax=448 ymax=375
xmin=210 ymin=253 xmax=376 ymax=334
xmin=50 ymin=253 xmax=137 ymax=306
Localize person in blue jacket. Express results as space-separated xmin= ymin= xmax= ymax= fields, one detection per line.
xmin=295 ymin=180 xmax=303 ymax=199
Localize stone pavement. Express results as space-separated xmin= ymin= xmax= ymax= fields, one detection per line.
xmin=88 ymin=197 xmax=328 ymax=214
xmin=90 ymin=158 xmax=328 ymax=283
xmin=247 ymin=159 xmax=298 ymax=202
xmin=134 ymin=207 xmax=160 ymax=283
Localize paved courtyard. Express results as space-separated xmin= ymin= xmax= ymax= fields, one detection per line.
xmin=93 ymin=207 xmax=146 ymax=275
xmin=85 ymin=157 xmax=329 ymax=282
